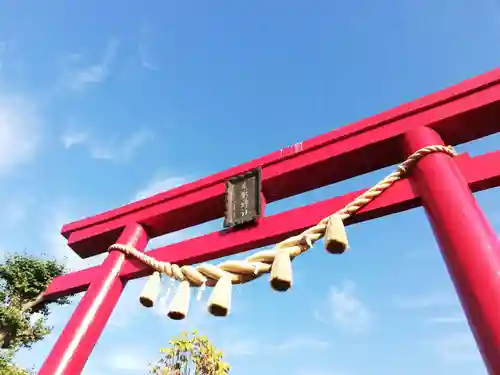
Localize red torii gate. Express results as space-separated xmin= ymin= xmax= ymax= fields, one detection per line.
xmin=38 ymin=69 xmax=500 ymax=375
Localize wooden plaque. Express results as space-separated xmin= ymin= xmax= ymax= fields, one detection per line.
xmin=223 ymin=168 xmax=262 ymax=228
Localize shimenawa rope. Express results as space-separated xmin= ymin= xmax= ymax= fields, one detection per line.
xmin=108 ymin=145 xmax=457 ymax=317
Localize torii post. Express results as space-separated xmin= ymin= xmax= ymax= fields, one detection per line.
xmin=38 ymin=69 xmax=500 ymax=375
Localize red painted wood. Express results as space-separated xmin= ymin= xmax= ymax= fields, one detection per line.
xmin=403 ymin=127 xmax=500 ymax=375
xmin=43 ymin=150 xmax=500 ymax=300
xmin=38 ymin=223 xmax=149 ymax=375
xmin=43 ymin=267 xmax=96 ymax=301
xmin=63 ymin=70 xmax=500 ymax=258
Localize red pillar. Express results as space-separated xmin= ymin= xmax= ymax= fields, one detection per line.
xmin=38 ymin=223 xmax=149 ymax=375
xmin=403 ymin=127 xmax=500 ymax=375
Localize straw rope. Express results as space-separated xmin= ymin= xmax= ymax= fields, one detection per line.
xmin=109 ymin=145 xmax=457 ymax=287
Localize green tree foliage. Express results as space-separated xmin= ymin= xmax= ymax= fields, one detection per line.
xmin=0 ymin=252 xmax=71 ymax=374
xmin=150 ymin=330 xmax=230 ymax=375
xmin=0 ymin=351 xmax=32 ymax=375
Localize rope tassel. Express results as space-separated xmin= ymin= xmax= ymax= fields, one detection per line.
xmin=167 ymin=280 xmax=191 ymax=320
xmin=139 ymin=271 xmax=161 ymax=308
xmin=208 ymin=274 xmax=232 ymax=317
xmin=270 ymin=249 xmax=293 ymax=292
xmin=324 ymin=214 xmax=349 ymax=254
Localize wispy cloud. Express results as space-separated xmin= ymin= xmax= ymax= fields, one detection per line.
xmin=0 ymin=95 xmax=41 ymax=175
xmin=314 ymin=280 xmax=372 ymax=335
xmin=393 ymin=292 xmax=459 ymax=310
xmin=430 ymin=332 xmax=481 ymax=363
xmin=272 ymin=337 xmax=330 ymax=352
xmin=222 ymin=336 xmax=329 ymax=359
xmin=138 ymin=22 xmax=159 ymax=71
xmin=61 ymin=127 xmax=152 ymax=162
xmin=134 ymin=175 xmax=189 ymax=201
xmin=61 ymin=130 xmax=89 ymax=149
xmin=67 ymin=39 xmax=119 ymax=90
xmin=132 ymin=174 xmax=219 ymax=249
xmin=425 ymin=313 xmax=466 ymax=326
xmin=138 ymin=43 xmax=157 ymax=71
xmin=0 ymin=197 xmax=32 ymax=229
xmin=107 ymin=279 xmax=144 ymax=329
xmin=106 ymin=346 xmax=150 ymax=372
xmin=403 ymin=248 xmax=438 ymax=260
xmin=88 ymin=129 xmax=152 ymax=161
xmin=43 ymin=202 xmax=106 ymax=272
xmin=222 ymin=338 xmax=258 ymax=358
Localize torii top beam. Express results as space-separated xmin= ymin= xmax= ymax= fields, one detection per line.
xmin=45 ymin=68 xmax=500 ymax=301
xmin=62 ymin=68 xmax=500 ymax=257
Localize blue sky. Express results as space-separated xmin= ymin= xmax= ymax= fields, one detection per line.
xmin=1 ymin=0 xmax=499 ymax=374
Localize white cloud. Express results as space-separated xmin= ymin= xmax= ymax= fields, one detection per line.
xmin=0 ymin=197 xmax=32 ymax=228
xmin=271 ymin=337 xmax=329 ymax=352
xmin=60 ymin=127 xmax=152 ymax=162
xmin=395 ymin=292 xmax=466 ymax=329
xmin=431 ymin=332 xmax=481 ymax=363
xmin=403 ymin=248 xmax=437 ymax=260
xmin=131 ymin=173 xmax=218 ymax=247
xmin=222 ymin=336 xmax=329 ymax=359
xmin=314 ymin=281 xmax=372 ymax=335
xmin=0 ymin=95 xmax=41 ymax=175
xmin=425 ymin=313 xmax=466 ymax=325
xmin=68 ymin=39 xmax=119 ymax=90
xmin=61 ymin=130 xmax=89 ymax=149
xmin=106 ymin=347 xmax=149 ymax=372
xmin=394 ymin=293 xmax=459 ymax=309
xmin=108 ymin=279 xmax=144 ymax=329
xmin=138 ymin=47 xmax=157 ymax=71
xmin=134 ymin=175 xmax=189 ymax=201
xmin=87 ymin=129 xmax=152 ymax=161
xmin=43 ymin=203 xmax=106 ymax=272
xmin=132 ymin=173 xmax=217 ymax=248
xmin=138 ymin=22 xmax=159 ymax=71
xmin=223 ymin=338 xmax=258 ymax=358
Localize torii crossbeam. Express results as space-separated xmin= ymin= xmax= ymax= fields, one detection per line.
xmin=38 ymin=69 xmax=500 ymax=375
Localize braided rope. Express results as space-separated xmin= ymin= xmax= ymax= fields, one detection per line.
xmin=109 ymin=145 xmax=457 ymax=288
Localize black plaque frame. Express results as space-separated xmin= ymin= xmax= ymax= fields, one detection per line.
xmin=223 ymin=167 xmax=262 ymax=228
